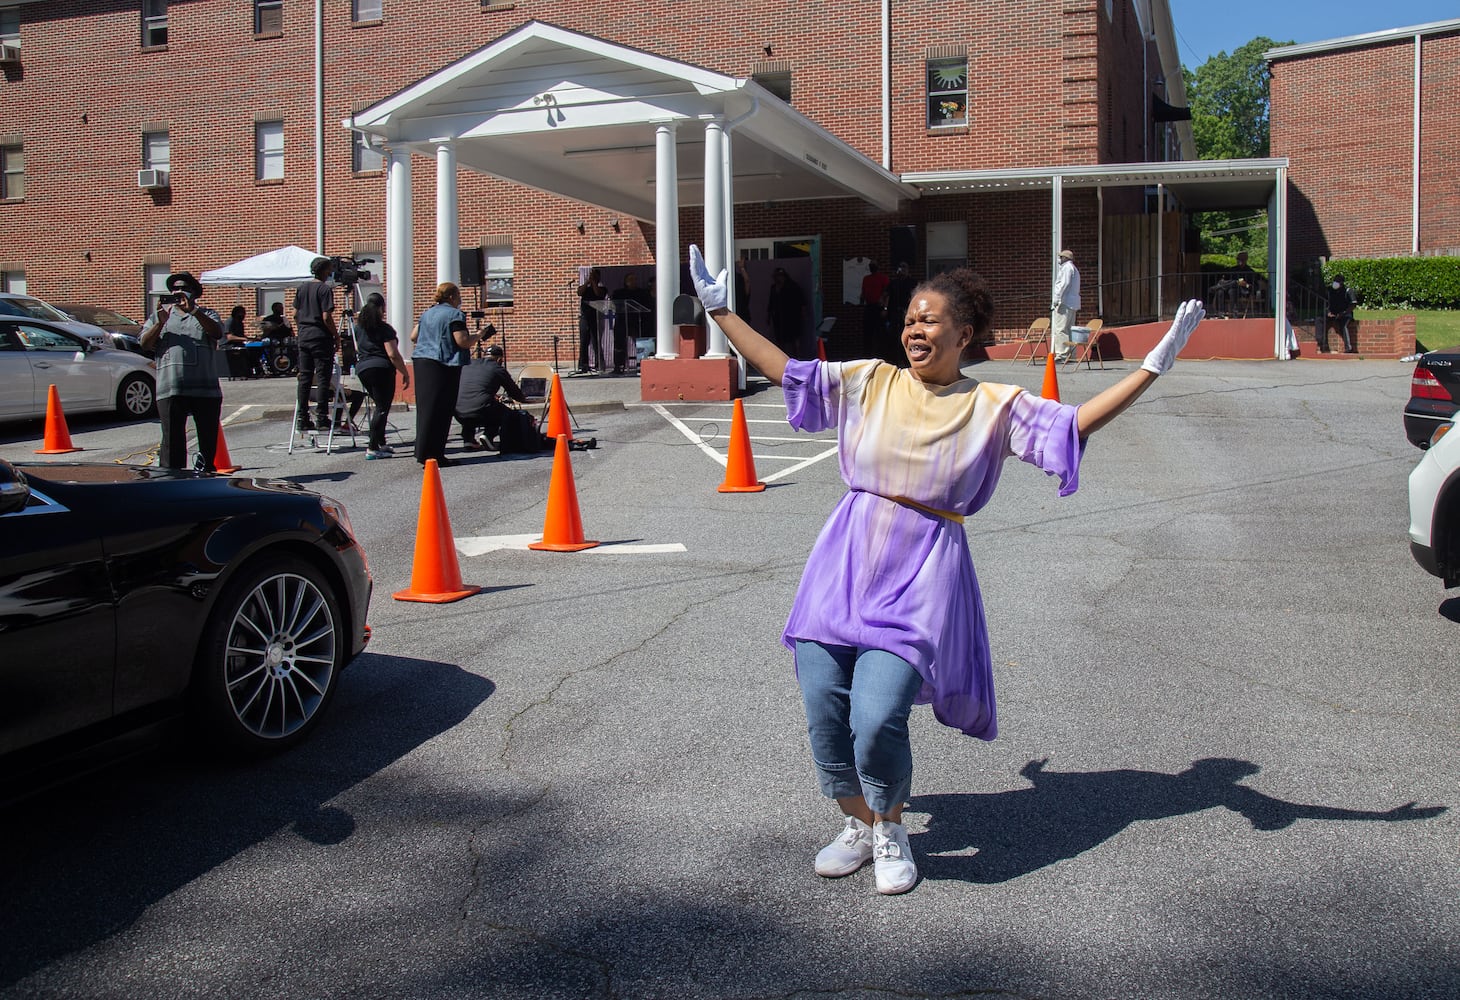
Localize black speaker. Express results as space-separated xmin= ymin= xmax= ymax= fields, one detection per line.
xmin=889 ymin=226 xmax=918 ymax=272
xmin=458 ymin=246 xmax=484 ymax=287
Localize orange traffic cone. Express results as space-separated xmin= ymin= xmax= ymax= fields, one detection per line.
xmin=718 ymin=398 xmax=766 ymax=493
xmin=212 ymin=422 xmax=240 ymax=474
xmin=1041 ymin=351 xmax=1061 ymax=402
xmin=544 ymin=373 xmax=573 ymax=441
xmin=529 ymin=435 xmax=599 ymax=552
xmin=35 ymin=384 xmax=81 ymax=455
xmin=392 ymin=459 xmax=481 ymax=603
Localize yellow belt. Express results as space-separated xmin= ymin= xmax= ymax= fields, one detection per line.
xmin=884 ymin=493 xmax=965 ymax=524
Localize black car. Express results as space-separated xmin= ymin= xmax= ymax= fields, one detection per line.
xmin=1404 ymin=351 xmax=1460 ymax=449
xmin=53 ymin=304 xmax=149 ymax=356
xmin=0 ymin=459 xmax=372 ymax=791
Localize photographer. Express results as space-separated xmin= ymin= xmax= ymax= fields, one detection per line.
xmin=293 ymin=256 xmax=339 ymax=432
xmin=411 ymin=282 xmax=488 ymax=467
xmin=138 ymin=271 xmax=224 ymax=472
xmin=455 ymin=343 xmax=526 ymax=450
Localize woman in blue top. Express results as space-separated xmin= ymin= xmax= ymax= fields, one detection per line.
xmin=410 ymin=282 xmax=485 ymax=467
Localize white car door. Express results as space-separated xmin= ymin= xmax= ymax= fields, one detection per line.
xmin=16 ymin=323 xmax=110 ymax=414
xmin=0 ymin=325 xmax=36 ymax=417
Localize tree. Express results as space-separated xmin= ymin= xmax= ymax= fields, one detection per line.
xmin=1182 ymin=37 xmax=1290 ymax=258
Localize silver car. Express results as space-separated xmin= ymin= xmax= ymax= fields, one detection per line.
xmin=0 ymin=292 xmax=113 ymax=349
xmin=0 ymin=319 xmax=157 ymax=421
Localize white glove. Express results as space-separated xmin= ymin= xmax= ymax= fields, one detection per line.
xmin=688 ymin=244 xmax=728 ymax=313
xmin=1141 ymin=299 xmax=1206 ymax=375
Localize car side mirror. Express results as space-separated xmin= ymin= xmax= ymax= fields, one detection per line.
xmin=0 ymin=459 xmax=31 ymax=515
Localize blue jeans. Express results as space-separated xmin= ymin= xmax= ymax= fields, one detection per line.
xmin=795 ymin=641 xmax=924 ymax=816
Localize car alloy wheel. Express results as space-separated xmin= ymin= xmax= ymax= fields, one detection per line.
xmin=117 ymin=372 xmax=156 ymax=418
xmin=197 ymin=556 xmax=344 ymax=753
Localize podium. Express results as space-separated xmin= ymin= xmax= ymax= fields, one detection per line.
xmin=612 ymin=298 xmax=652 ymax=372
xmin=587 ymin=298 xmax=614 ymax=372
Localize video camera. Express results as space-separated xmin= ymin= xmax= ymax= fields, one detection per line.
xmin=158 ymin=291 xmax=195 ymax=305
xmin=329 ymin=255 xmax=372 ymax=287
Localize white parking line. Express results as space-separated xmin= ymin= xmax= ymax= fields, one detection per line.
xmin=456 ymin=534 xmax=686 ymax=556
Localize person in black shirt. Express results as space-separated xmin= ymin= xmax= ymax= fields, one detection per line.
xmin=455 ymin=344 xmax=529 ymax=449
xmin=293 ymin=257 xmax=338 ymax=431
xmin=576 ymin=268 xmax=608 ymax=373
xmin=349 ymin=292 xmax=410 ymax=458
xmin=1323 ymin=274 xmax=1356 ymax=353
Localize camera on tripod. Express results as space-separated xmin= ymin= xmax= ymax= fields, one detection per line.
xmin=329 ymin=255 xmax=372 ymax=287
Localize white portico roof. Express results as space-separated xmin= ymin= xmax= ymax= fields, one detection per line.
xmin=349 ymin=21 xmax=913 ymax=222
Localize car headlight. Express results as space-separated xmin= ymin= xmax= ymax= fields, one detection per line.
xmin=319 ymin=496 xmax=356 ymax=538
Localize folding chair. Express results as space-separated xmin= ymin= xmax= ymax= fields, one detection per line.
xmin=1071 ymin=318 xmax=1106 ymax=370
xmin=515 ymin=362 xmax=554 ymax=402
xmin=1011 ymin=317 xmax=1050 ymax=365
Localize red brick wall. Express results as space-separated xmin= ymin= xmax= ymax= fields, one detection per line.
xmin=1270 ymin=26 xmax=1460 ymax=263
xmin=0 ymin=0 xmax=1136 ymax=364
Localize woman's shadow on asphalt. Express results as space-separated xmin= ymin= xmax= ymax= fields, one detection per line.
xmin=912 ymin=757 xmax=1446 ymax=885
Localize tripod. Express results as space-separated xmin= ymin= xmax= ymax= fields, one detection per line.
xmin=541 ymin=334 xmax=583 ymax=433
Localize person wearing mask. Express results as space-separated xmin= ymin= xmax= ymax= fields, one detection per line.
xmin=1051 ymin=249 xmax=1081 ymax=363
xmin=411 ymin=282 xmax=487 ymax=467
xmin=455 ymin=344 xmax=529 ymax=450
xmin=576 ymin=268 xmax=609 ymax=374
xmin=138 ymin=271 xmax=224 ymax=473
xmin=350 ymin=291 xmax=410 ymax=460
xmin=689 ymin=243 xmax=1205 ymax=895
xmin=1323 ymin=274 xmax=1356 ymax=353
xmin=293 ymin=257 xmax=339 ymax=432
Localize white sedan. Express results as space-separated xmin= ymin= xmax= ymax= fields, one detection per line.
xmin=1408 ymin=420 xmax=1460 ymax=588
xmin=0 ymin=319 xmax=157 ymax=421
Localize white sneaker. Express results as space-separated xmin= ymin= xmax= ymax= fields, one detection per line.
xmin=872 ymin=820 xmax=918 ymax=895
xmin=814 ymin=816 xmax=874 ymax=877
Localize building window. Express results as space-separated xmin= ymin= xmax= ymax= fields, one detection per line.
xmin=352 ymin=0 xmax=382 ymax=22
xmin=254 ymin=0 xmax=283 ymax=35
xmin=142 ymin=131 xmax=170 ymax=171
xmin=484 ymin=242 xmax=513 ymax=307
xmin=255 ymin=120 xmax=283 ymax=180
xmin=925 ymin=221 xmax=967 ymax=277
xmin=0 ymin=270 xmax=24 ymax=294
xmin=926 ymin=58 xmax=968 ymax=128
xmin=0 ymin=144 xmax=23 ymax=200
xmin=256 ymin=287 xmax=288 ymax=321
xmin=753 ymin=72 xmax=791 ymax=104
xmin=0 ymin=8 xmax=20 ymax=41
xmin=351 ymin=132 xmax=382 ymax=173
xmin=141 ymin=0 xmax=167 ymax=47
xmin=144 ymin=263 xmax=171 ymax=316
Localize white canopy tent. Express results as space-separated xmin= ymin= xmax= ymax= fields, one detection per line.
xmin=200 ymin=245 xmax=323 ymax=289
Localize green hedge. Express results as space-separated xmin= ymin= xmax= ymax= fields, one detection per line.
xmin=1322 ymin=257 xmax=1460 ymax=309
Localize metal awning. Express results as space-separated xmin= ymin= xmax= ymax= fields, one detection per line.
xmin=902 ymin=158 xmax=1289 ymax=212
xmin=349 ymin=20 xmax=913 ymax=221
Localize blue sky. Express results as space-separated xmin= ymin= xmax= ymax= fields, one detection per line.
xmin=1167 ymin=0 xmax=1458 ymax=70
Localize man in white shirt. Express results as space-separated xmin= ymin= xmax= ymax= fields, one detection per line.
xmin=1051 ymin=249 xmax=1081 ymax=363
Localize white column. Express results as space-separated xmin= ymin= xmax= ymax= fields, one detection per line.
xmin=435 ymin=139 xmax=459 ymax=285
xmin=1156 ymin=183 xmax=1165 ymax=319
xmin=1273 ymin=166 xmax=1289 ymax=361
xmin=385 ymin=147 xmax=414 ymax=357
xmin=654 ymin=122 xmax=680 ymax=359
xmin=702 ymin=118 xmax=728 ymax=358
xmin=1050 ymin=175 xmax=1063 ymax=321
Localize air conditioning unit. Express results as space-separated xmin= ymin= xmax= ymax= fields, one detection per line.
xmin=137 ymin=168 xmax=170 ymax=189
xmin=0 ymin=41 xmax=20 ymax=64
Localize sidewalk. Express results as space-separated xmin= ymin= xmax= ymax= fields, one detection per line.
xmin=218 ymin=365 xmax=642 ymax=423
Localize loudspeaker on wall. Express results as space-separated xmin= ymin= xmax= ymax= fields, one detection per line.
xmin=458 ymin=246 xmax=485 ymax=287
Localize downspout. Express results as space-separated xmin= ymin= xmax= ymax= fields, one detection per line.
xmin=1412 ymin=33 xmax=1422 ymax=254
xmin=881 ymin=0 xmax=891 ymax=168
xmin=314 ymin=0 xmax=325 ymax=254
xmin=722 ymin=97 xmax=759 ymax=392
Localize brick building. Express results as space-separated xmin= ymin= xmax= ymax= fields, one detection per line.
xmin=0 ymin=0 xmax=1206 ymax=376
xmin=1268 ymin=17 xmax=1460 ymax=264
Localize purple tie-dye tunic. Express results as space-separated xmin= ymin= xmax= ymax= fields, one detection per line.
xmin=780 ymin=358 xmax=1084 ymax=740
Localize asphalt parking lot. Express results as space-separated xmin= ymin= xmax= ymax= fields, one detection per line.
xmin=1 ymin=357 xmax=1456 ymax=999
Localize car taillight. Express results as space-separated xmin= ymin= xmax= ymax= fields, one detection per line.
xmin=1411 ymin=366 xmax=1453 ymax=401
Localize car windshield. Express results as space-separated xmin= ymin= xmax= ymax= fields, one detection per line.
xmin=0 ymin=296 xmax=72 ymax=323
xmin=60 ymin=306 xmax=139 ymax=327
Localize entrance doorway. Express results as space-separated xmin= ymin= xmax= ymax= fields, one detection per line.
xmin=735 ymin=235 xmax=821 ymax=359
